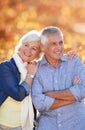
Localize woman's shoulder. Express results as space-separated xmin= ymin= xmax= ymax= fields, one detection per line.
xmin=0 ymin=58 xmax=18 ymax=73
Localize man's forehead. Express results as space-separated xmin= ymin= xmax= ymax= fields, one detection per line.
xmin=47 ymin=34 xmax=63 ymax=42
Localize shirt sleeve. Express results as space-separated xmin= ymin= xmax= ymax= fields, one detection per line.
xmin=69 ymin=57 xmax=85 ymax=101
xmin=21 ymin=81 xmax=31 ymax=94
xmin=32 ymin=75 xmax=55 ymax=111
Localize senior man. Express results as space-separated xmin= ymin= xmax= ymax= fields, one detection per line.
xmin=32 ymin=26 xmax=85 ymax=130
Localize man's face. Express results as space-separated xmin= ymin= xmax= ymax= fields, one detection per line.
xmin=43 ymin=34 xmax=64 ymax=61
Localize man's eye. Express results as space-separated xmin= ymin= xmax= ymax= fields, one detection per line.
xmin=59 ymin=41 xmax=63 ymax=45
xmin=52 ymin=42 xmax=56 ymax=45
xmin=32 ymin=48 xmax=37 ymax=51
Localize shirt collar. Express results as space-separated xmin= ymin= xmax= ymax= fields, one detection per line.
xmin=40 ymin=54 xmax=68 ymax=66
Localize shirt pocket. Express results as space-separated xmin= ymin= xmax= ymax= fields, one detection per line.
xmin=65 ymin=71 xmax=74 ymax=88
xmin=41 ymin=77 xmax=54 ymax=93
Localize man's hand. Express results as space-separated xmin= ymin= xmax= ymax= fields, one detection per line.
xmin=45 ymin=90 xmax=76 ymax=110
xmin=45 ymin=89 xmax=76 ymax=101
xmin=49 ymin=99 xmax=75 ymax=110
xmin=45 ymin=91 xmax=56 ymax=98
xmin=73 ymin=76 xmax=81 ymax=85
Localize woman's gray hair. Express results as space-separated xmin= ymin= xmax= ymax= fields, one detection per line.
xmin=40 ymin=26 xmax=63 ymax=44
xmin=15 ymin=30 xmax=40 ymax=53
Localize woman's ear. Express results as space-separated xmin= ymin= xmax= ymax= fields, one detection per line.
xmin=40 ymin=44 xmax=45 ymax=52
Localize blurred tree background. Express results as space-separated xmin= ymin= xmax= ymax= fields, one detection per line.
xmin=0 ymin=0 xmax=85 ymax=63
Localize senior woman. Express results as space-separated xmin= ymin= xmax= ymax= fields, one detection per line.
xmin=0 ymin=30 xmax=41 ymax=130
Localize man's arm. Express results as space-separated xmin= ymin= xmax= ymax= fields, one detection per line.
xmin=49 ymin=98 xmax=75 ymax=110
xmin=46 ymin=57 xmax=85 ymax=110
xmin=32 ymin=75 xmax=75 ymax=111
xmin=45 ymin=76 xmax=81 ymax=101
xmin=32 ymin=75 xmax=55 ymax=111
xmin=45 ymin=89 xmax=76 ymax=110
xmin=45 ymin=89 xmax=76 ymax=101
xmin=32 ymin=57 xmax=85 ymax=111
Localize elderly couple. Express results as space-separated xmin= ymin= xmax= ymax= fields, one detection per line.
xmin=0 ymin=26 xmax=85 ymax=130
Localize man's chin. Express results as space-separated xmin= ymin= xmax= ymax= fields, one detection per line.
xmin=55 ymin=55 xmax=62 ymax=60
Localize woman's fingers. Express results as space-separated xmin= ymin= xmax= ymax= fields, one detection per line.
xmin=68 ymin=51 xmax=77 ymax=60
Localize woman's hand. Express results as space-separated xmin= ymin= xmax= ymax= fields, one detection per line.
xmin=27 ymin=61 xmax=39 ymax=75
xmin=67 ymin=50 xmax=77 ymax=60
xmin=25 ymin=62 xmax=39 ymax=87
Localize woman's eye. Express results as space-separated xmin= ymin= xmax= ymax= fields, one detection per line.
xmin=24 ymin=44 xmax=28 ymax=46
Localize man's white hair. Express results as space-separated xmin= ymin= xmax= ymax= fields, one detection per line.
xmin=15 ymin=30 xmax=40 ymax=53
xmin=40 ymin=26 xmax=63 ymax=44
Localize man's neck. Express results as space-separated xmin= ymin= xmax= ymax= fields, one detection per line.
xmin=45 ymin=56 xmax=60 ymax=68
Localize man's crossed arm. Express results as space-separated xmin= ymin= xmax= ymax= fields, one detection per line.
xmin=45 ymin=76 xmax=81 ymax=110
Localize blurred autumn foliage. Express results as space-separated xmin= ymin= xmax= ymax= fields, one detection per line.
xmin=0 ymin=0 xmax=85 ymax=63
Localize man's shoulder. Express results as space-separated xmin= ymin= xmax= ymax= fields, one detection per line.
xmin=67 ymin=56 xmax=84 ymax=70
xmin=62 ymin=54 xmax=81 ymax=63
xmin=68 ymin=56 xmax=82 ymax=63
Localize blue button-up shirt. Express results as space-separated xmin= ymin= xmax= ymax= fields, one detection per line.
xmin=32 ymin=55 xmax=85 ymax=130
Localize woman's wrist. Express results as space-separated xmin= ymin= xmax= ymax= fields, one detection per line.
xmin=27 ymin=73 xmax=35 ymax=78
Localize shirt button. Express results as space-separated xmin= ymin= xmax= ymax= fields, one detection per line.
xmin=58 ymin=124 xmax=61 ymax=127
xmin=58 ymin=113 xmax=61 ymax=116
xmin=55 ymin=80 xmax=57 ymax=83
xmin=60 ymin=66 xmax=63 ymax=69
xmin=64 ymin=74 xmax=66 ymax=77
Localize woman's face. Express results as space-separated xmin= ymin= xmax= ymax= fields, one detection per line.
xmin=18 ymin=41 xmax=41 ymax=62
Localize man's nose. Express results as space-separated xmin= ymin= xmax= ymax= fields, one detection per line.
xmin=56 ymin=45 xmax=62 ymax=50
